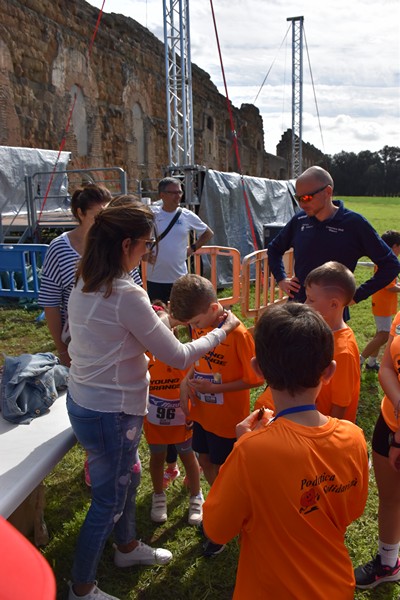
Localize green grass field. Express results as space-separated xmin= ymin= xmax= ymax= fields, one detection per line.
xmin=1 ymin=196 xmax=400 ymax=599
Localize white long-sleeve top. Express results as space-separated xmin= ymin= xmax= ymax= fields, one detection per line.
xmin=68 ymin=275 xmax=226 ymax=415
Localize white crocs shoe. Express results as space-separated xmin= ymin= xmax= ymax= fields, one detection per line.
xmin=114 ymin=540 xmax=172 ymax=567
xmin=188 ymin=492 xmax=204 ymax=526
xmin=150 ymin=492 xmax=167 ymax=523
xmin=68 ymin=581 xmax=120 ymax=600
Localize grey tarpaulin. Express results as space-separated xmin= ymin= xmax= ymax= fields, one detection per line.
xmin=0 ymin=146 xmax=70 ymax=215
xmin=198 ymin=169 xmax=298 ymax=285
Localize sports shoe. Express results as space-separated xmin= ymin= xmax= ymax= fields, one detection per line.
xmin=162 ymin=466 xmax=180 ymax=489
xmin=68 ymin=581 xmax=120 ymax=600
xmin=365 ymin=362 xmax=380 ymax=372
xmin=188 ymin=493 xmax=204 ymax=526
xmin=150 ymin=492 xmax=167 ymax=523
xmin=203 ymin=539 xmax=225 ymax=558
xmin=114 ymin=540 xmax=172 ymax=567
xmin=354 ymin=554 xmax=400 ymax=589
xmin=84 ymin=458 xmax=91 ymax=487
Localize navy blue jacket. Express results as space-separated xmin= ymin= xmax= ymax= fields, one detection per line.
xmin=267 ymin=200 xmax=400 ymax=303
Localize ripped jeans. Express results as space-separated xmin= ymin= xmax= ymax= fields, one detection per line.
xmin=67 ymin=392 xmax=143 ymax=584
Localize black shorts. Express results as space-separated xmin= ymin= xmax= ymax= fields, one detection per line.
xmin=192 ymin=421 xmax=236 ymax=466
xmin=372 ymin=411 xmax=394 ymax=458
xmin=146 ymin=281 xmax=173 ymax=304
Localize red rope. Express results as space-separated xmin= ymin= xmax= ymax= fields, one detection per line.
xmin=36 ymin=0 xmax=106 ymax=229
xmin=209 ymin=0 xmax=259 ymax=251
xmin=88 ymin=1 xmax=106 ymax=58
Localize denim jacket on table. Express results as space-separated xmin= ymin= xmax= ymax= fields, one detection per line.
xmin=0 ymin=352 xmax=69 ymax=424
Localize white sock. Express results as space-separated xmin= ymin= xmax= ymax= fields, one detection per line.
xmin=379 ymin=540 xmax=400 ymax=567
xmin=367 ymin=356 xmax=377 ymax=366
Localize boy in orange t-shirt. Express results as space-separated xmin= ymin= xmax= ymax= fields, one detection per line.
xmin=203 ymin=302 xmax=368 ymax=599
xmin=255 ymin=261 xmax=360 ymax=422
xmin=144 ymin=303 xmax=203 ymax=527
xmin=360 ymin=230 xmax=400 ymax=371
xmin=170 ymin=274 xmax=263 ymax=556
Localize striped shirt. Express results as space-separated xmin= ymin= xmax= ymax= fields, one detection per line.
xmin=38 ymin=231 xmax=143 ymax=325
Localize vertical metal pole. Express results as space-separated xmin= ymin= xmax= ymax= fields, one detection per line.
xmin=163 ymin=0 xmax=195 ymax=172
xmin=287 ymin=16 xmax=303 ymax=178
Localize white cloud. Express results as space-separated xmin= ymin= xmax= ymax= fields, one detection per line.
xmin=87 ymin=0 xmax=400 ymax=157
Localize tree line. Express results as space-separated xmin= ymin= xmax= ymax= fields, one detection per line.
xmin=319 ymin=146 xmax=400 ymax=197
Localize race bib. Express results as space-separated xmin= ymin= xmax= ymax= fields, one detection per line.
xmin=147 ymin=395 xmax=186 ymax=426
xmin=193 ymin=370 xmax=224 ymax=405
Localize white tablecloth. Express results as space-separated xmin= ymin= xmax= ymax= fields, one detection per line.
xmin=0 ymin=392 xmax=76 ymax=518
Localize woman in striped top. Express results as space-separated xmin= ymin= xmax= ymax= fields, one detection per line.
xmin=38 ymin=185 xmax=112 ymax=367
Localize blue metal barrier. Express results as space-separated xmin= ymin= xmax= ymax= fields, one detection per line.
xmin=0 ymin=244 xmax=48 ymax=298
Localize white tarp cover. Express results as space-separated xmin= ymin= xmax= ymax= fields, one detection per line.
xmin=0 ymin=146 xmax=70 ymax=215
xmin=198 ymin=169 xmax=297 ymax=284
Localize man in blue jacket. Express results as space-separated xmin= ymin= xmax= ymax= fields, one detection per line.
xmin=267 ymin=166 xmax=400 ymax=304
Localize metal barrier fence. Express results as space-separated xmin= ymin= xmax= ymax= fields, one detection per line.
xmin=0 ymin=244 xmax=48 ymax=298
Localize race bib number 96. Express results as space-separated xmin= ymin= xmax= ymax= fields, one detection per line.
xmin=147 ymin=395 xmax=186 ymax=426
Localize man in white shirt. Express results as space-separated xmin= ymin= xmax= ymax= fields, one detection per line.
xmin=146 ymin=177 xmax=214 ymax=303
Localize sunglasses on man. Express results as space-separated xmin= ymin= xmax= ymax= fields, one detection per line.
xmin=294 ymin=184 xmax=329 ymax=203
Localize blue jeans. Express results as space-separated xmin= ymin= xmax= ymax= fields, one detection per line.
xmin=67 ymin=392 xmax=143 ymax=584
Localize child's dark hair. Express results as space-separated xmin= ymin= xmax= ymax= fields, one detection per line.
xmin=254 ymin=303 xmax=333 ymax=396
xmin=381 ymin=230 xmax=400 ymax=248
xmin=70 ymin=185 xmax=112 ymax=223
xmin=304 ymin=261 xmax=356 ymax=305
xmin=152 ymin=299 xmax=168 ymax=313
xmin=169 ymin=274 xmax=217 ymax=321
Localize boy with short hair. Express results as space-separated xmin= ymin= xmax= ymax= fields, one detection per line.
xmin=203 ymin=302 xmax=369 ymax=599
xmin=169 ymin=274 xmax=263 ymax=554
xmin=304 ymin=261 xmax=360 ymax=420
xmin=255 ymin=261 xmax=360 ymax=422
xmin=360 ymin=230 xmax=400 ymax=371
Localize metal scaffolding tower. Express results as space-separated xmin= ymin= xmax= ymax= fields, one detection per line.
xmin=163 ymin=0 xmax=202 ymax=202
xmin=287 ymin=16 xmax=304 ymax=178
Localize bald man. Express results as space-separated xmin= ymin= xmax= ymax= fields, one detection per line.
xmin=267 ymin=166 xmax=400 ymax=304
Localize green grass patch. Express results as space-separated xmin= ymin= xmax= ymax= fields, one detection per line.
xmin=1 ymin=196 xmax=400 ymax=599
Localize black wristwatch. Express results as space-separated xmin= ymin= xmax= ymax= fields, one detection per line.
xmin=191 ymin=243 xmax=197 ymax=253
xmin=388 ymin=431 xmax=400 ymax=448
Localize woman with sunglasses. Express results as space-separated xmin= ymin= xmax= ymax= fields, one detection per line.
xmin=267 ymin=165 xmax=399 ymax=306
xmin=66 ymin=202 xmax=239 ymax=600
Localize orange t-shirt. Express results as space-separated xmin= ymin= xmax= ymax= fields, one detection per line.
xmin=143 ymin=354 xmax=191 ymax=445
xmin=190 ymin=322 xmax=263 ymax=438
xmin=254 ymin=386 xmax=273 ymax=412
xmin=372 ymin=270 xmax=398 ymax=317
xmin=203 ymin=417 xmax=368 ymax=600
xmin=381 ymin=311 xmax=400 ymax=431
xmin=254 ymin=326 xmax=360 ymax=422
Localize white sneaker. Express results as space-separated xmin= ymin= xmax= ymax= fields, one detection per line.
xmin=188 ymin=492 xmax=203 ymax=526
xmin=68 ymin=581 xmax=120 ymax=600
xmin=114 ymin=540 xmax=172 ymax=567
xmin=151 ymin=492 xmax=167 ymax=523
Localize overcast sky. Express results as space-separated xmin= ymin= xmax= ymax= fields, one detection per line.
xmin=87 ymin=0 xmax=400 ymax=157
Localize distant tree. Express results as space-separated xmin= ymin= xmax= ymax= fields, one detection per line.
xmin=328 ymin=146 xmax=400 ymax=196
xmin=379 ymin=146 xmax=400 ymax=195
xmin=357 ymin=151 xmax=383 ymax=195
xmin=330 ymin=151 xmax=358 ymax=195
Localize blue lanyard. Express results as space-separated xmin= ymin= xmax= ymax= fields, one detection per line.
xmin=271 ymin=404 xmax=317 ymax=422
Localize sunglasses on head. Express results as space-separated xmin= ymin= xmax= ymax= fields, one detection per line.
xmin=294 ymin=184 xmax=329 ymax=203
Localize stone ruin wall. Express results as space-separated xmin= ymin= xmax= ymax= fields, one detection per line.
xmin=0 ymin=0 xmax=283 ymax=190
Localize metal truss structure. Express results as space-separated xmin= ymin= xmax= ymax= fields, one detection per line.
xmin=287 ymin=16 xmax=304 ymax=178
